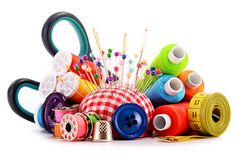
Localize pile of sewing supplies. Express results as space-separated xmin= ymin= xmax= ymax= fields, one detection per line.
xmin=8 ymin=12 xmax=231 ymax=143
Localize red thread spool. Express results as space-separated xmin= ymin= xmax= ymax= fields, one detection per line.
xmin=178 ymin=70 xmax=204 ymax=101
xmin=52 ymin=51 xmax=100 ymax=85
xmin=152 ymin=102 xmax=189 ymax=136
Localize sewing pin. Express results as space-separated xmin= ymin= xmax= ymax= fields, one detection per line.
xmin=133 ymin=29 xmax=148 ymax=91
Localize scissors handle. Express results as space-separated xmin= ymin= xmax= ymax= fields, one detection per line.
xmin=42 ymin=12 xmax=92 ymax=59
xmin=7 ymin=78 xmax=40 ymax=123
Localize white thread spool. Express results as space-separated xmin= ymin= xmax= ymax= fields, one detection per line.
xmin=39 ymin=73 xmax=57 ymax=99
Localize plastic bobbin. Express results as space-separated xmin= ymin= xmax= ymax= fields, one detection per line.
xmin=112 ymin=103 xmax=148 ymax=140
xmin=60 ymin=113 xmax=89 ymax=141
xmin=42 ymin=92 xmax=67 ymax=133
xmin=54 ymin=123 xmax=62 ymax=138
xmin=86 ymin=112 xmax=101 ymax=125
xmin=34 ymin=103 xmax=44 ymax=129
xmin=77 ymin=113 xmax=93 ymax=139
xmin=52 ymin=51 xmax=72 ymax=76
xmin=39 ymin=74 xmax=57 ymax=99
xmin=54 ymin=107 xmax=76 ymax=123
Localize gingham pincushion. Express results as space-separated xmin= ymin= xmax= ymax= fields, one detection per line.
xmin=79 ymin=87 xmax=154 ymax=134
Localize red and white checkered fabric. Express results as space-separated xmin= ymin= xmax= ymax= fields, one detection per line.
xmin=79 ymin=87 xmax=154 ymax=132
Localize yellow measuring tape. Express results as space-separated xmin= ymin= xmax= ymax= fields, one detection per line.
xmin=155 ymin=92 xmax=231 ymax=142
xmin=189 ymin=92 xmax=230 ymax=136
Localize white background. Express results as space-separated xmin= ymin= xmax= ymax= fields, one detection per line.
xmin=0 ymin=0 xmax=235 ymax=153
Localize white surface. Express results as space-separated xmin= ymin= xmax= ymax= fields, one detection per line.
xmin=0 ymin=0 xmax=236 ymax=154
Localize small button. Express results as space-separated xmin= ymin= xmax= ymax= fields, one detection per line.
xmin=112 ymin=103 xmax=148 ymax=140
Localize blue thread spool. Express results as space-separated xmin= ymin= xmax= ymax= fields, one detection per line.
xmin=145 ymin=75 xmax=185 ymax=108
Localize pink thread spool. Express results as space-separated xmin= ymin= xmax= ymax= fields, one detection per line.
xmin=60 ymin=113 xmax=88 ymax=141
xmin=54 ymin=107 xmax=76 ymax=123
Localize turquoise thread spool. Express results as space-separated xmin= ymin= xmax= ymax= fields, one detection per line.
xmin=146 ymin=75 xmax=185 ymax=108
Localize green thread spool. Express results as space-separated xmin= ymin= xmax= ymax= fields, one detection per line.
xmin=87 ymin=112 xmax=101 ymax=125
xmin=141 ymin=44 xmax=188 ymax=91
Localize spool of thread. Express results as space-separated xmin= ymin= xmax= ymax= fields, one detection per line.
xmin=60 ymin=113 xmax=88 ymax=141
xmin=39 ymin=74 xmax=57 ymax=99
xmin=52 ymin=51 xmax=100 ymax=85
xmin=56 ymin=72 xmax=95 ymax=103
xmin=152 ymin=102 xmax=189 ymax=136
xmin=143 ymin=44 xmax=188 ymax=90
xmin=146 ymin=75 xmax=185 ymax=108
xmin=54 ymin=107 xmax=77 ymax=123
xmin=54 ymin=123 xmax=62 ymax=138
xmin=87 ymin=112 xmax=101 ymax=125
xmin=189 ymin=92 xmax=230 ymax=136
xmin=34 ymin=103 xmax=44 ymax=129
xmin=178 ymin=70 xmax=204 ymax=101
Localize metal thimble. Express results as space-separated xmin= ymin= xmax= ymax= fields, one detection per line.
xmin=92 ymin=120 xmax=113 ymax=142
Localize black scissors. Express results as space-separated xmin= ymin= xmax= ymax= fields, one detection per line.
xmin=7 ymin=12 xmax=95 ymax=123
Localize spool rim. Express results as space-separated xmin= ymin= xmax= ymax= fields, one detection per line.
xmin=52 ymin=51 xmax=72 ymax=76
xmin=153 ymin=114 xmax=171 ymax=131
xmin=164 ymin=77 xmax=183 ymax=96
xmin=168 ymin=46 xmax=186 ymax=64
xmin=186 ymin=72 xmax=202 ymax=89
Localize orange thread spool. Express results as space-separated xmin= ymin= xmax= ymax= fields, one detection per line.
xmin=152 ymin=102 xmax=189 ymax=136
xmin=178 ymin=70 xmax=204 ymax=101
xmin=54 ymin=123 xmax=62 ymax=138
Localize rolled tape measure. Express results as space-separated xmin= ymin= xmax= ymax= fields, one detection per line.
xmin=188 ymin=92 xmax=230 ymax=136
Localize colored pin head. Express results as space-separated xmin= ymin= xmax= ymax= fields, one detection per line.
xmin=129 ymin=68 xmax=135 ymax=73
xmin=89 ymin=53 xmax=95 ymax=59
xmin=150 ymin=66 xmax=156 ymax=71
xmin=108 ymin=76 xmax=113 ymax=82
xmin=119 ymin=60 xmax=124 ymax=65
xmin=86 ymin=67 xmax=92 ymax=72
xmin=128 ymin=59 xmax=133 ymax=65
xmin=137 ymin=63 xmax=142 ymax=69
xmin=122 ymin=54 xmax=127 ymax=60
xmin=134 ymin=53 xmax=139 ymax=58
xmin=156 ymin=69 xmax=162 ymax=75
xmin=94 ymin=73 xmax=99 ymax=79
xmin=82 ymin=55 xmax=88 ymax=61
xmin=114 ymin=66 xmax=119 ymax=72
xmin=73 ymin=64 xmax=79 ymax=71
xmin=146 ymin=70 xmax=151 ymax=75
xmin=114 ymin=52 xmax=120 ymax=57
xmin=81 ymin=65 xmax=87 ymax=70
xmin=79 ymin=58 xmax=84 ymax=64
xmin=107 ymin=53 xmax=112 ymax=58
xmin=127 ymin=72 xmax=132 ymax=78
xmin=108 ymin=48 xmax=113 ymax=53
xmin=141 ymin=59 xmax=148 ymax=66
xmin=151 ymin=71 xmax=157 ymax=76
xmin=96 ymin=61 xmax=102 ymax=67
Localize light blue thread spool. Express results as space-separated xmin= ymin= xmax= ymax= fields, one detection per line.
xmin=145 ymin=75 xmax=185 ymax=108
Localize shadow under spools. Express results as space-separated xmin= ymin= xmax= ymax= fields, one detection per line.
xmin=152 ymin=102 xmax=189 ymax=136
xmin=146 ymin=75 xmax=185 ymax=108
xmin=178 ymin=70 xmax=204 ymax=101
xmin=141 ymin=44 xmax=188 ymax=90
